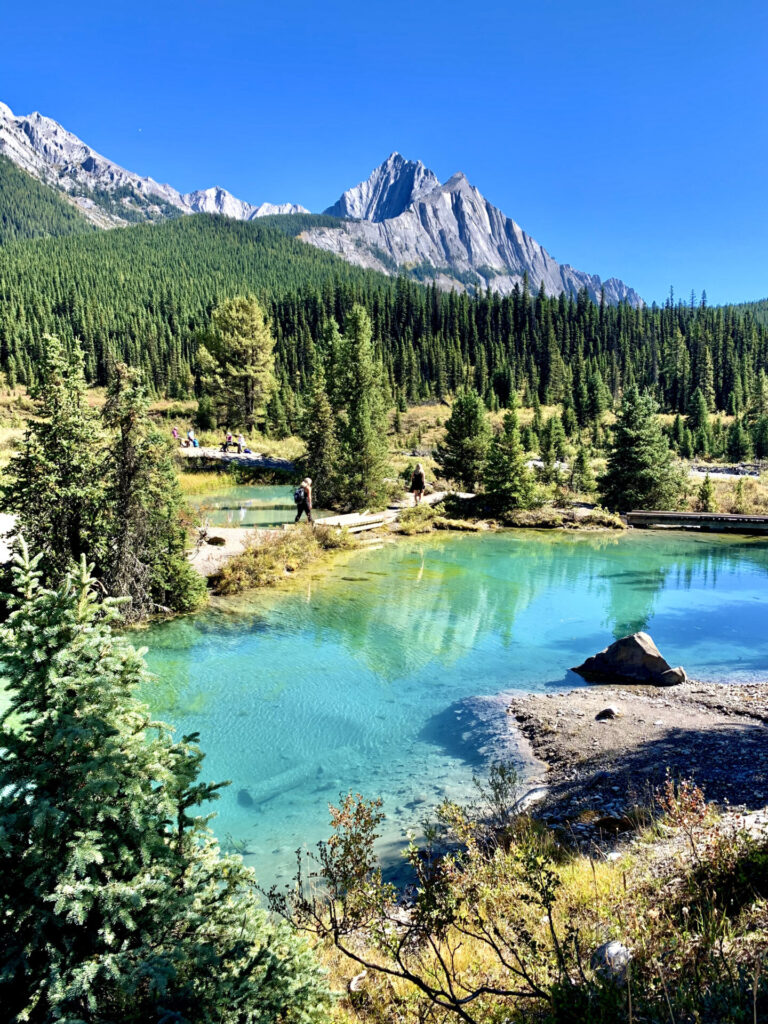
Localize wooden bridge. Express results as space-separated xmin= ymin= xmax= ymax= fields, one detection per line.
xmin=626 ymin=510 xmax=768 ymax=533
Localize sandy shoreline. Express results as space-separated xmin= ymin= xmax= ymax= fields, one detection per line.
xmin=502 ymin=681 xmax=768 ymax=842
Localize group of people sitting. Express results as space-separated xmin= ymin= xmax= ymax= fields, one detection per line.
xmin=170 ymin=427 xmax=253 ymax=455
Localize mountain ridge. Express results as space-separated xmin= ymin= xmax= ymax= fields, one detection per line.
xmin=0 ymin=100 xmax=641 ymax=305
xmin=311 ymin=153 xmax=642 ymax=306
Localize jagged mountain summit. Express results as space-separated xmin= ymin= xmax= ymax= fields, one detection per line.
xmin=310 ymin=153 xmax=642 ymax=305
xmin=324 ymin=152 xmax=440 ymax=221
xmin=0 ymin=101 xmax=307 ymax=227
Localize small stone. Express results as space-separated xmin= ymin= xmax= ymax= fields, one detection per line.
xmin=591 ymin=940 xmax=632 ymax=983
xmin=595 ymin=706 xmax=622 ymax=721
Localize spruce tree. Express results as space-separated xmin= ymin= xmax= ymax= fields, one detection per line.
xmin=102 ymin=363 xmax=207 ymax=619
xmin=570 ymin=445 xmax=597 ymax=494
xmin=599 ymin=385 xmax=684 ymax=511
xmin=435 ymin=388 xmax=491 ymax=491
xmin=335 ymin=305 xmax=389 ymax=509
xmin=0 ymin=335 xmax=109 ymax=580
xmin=697 ymin=473 xmax=717 ymax=512
xmin=483 ymin=406 xmax=536 ymax=512
xmin=302 ymin=367 xmax=341 ymax=508
xmin=0 ymin=543 xmax=331 ymax=1024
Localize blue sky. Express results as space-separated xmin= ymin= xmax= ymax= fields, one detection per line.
xmin=2 ymin=0 xmax=767 ymax=305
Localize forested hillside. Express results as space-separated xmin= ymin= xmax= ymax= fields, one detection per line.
xmin=0 ymin=213 xmax=766 ymax=421
xmin=0 ymin=155 xmax=94 ymax=243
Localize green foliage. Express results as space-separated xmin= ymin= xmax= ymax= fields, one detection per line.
xmin=697 ymin=473 xmax=718 ymax=512
xmin=600 ymin=386 xmax=685 ymax=511
xmin=0 ymin=337 xmax=205 ymax=619
xmin=483 ymin=406 xmax=536 ymax=511
xmin=102 ymin=363 xmax=207 ymax=619
xmin=435 ymin=387 xmax=491 ymax=490
xmin=302 ymin=367 xmax=341 ymax=507
xmin=332 ymin=305 xmax=389 ymax=509
xmin=570 ymin=445 xmax=597 ymax=494
xmin=199 ymin=295 xmax=277 ymax=430
xmin=1 ymin=213 xmax=766 ymax=425
xmin=0 ymin=154 xmax=94 ymax=243
xmin=0 ymin=335 xmax=109 ymax=579
xmin=0 ymin=544 xmax=331 ymax=1024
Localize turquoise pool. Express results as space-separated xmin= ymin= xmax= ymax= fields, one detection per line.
xmin=142 ymin=529 xmax=768 ymax=883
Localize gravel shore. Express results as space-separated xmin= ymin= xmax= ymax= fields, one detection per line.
xmin=506 ymin=681 xmax=768 ymax=843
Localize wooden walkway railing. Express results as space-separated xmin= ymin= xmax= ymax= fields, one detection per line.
xmin=626 ymin=510 xmax=768 ymax=533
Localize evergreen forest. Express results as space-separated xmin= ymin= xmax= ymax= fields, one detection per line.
xmin=0 ymin=211 xmax=767 ymax=431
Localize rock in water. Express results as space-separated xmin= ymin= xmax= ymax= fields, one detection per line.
xmin=572 ymin=632 xmax=686 ymax=686
xmin=237 ymin=788 xmax=254 ymax=808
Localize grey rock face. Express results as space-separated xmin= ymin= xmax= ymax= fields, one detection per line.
xmin=0 ymin=101 xmax=305 ymax=227
xmin=572 ymin=632 xmax=687 ymax=686
xmin=309 ymin=155 xmax=642 ymax=306
xmin=325 ymin=151 xmax=440 ymax=221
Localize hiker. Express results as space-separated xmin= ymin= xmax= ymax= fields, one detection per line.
xmin=187 ymin=428 xmax=198 ymax=449
xmin=237 ymin=432 xmax=246 ymax=454
xmin=294 ymin=477 xmax=313 ymax=524
xmin=410 ymin=463 xmax=427 ymax=505
xmin=221 ymin=430 xmax=234 ymax=453
xmin=171 ymin=427 xmax=181 ymax=445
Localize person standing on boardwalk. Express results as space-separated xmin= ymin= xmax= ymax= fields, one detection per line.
xmin=410 ymin=463 xmax=426 ymax=505
xmin=294 ymin=478 xmax=313 ymax=524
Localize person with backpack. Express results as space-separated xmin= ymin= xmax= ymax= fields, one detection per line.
xmin=410 ymin=463 xmax=427 ymax=505
xmin=294 ymin=478 xmax=313 ymax=524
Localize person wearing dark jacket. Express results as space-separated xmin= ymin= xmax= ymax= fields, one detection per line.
xmin=295 ymin=477 xmax=313 ymax=523
xmin=410 ymin=463 xmax=426 ymax=505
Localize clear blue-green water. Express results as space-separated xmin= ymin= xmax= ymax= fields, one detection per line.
xmin=142 ymin=530 xmax=768 ymax=884
xmin=188 ymin=485 xmax=333 ymax=527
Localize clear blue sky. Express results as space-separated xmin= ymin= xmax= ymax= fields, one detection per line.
xmin=2 ymin=0 xmax=767 ymax=305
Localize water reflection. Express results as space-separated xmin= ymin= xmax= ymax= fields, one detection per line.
xmin=142 ymin=530 xmax=768 ymax=883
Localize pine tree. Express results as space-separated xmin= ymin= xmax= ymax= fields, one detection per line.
xmin=0 ymin=544 xmax=331 ymax=1023
xmin=335 ymin=306 xmax=389 ymax=509
xmin=697 ymin=473 xmax=717 ymax=512
xmin=570 ymin=445 xmax=597 ymax=494
xmin=0 ymin=335 xmax=109 ymax=580
xmin=727 ymin=419 xmax=753 ymax=462
xmin=198 ymin=296 xmax=277 ymax=430
xmin=302 ymin=367 xmax=341 ymax=507
xmin=483 ymin=406 xmax=536 ymax=512
xmin=102 ymin=363 xmax=207 ymax=619
xmin=435 ymin=388 xmax=491 ymax=491
xmin=599 ymin=385 xmax=684 ymax=511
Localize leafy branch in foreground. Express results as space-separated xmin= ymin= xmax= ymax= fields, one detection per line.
xmin=267 ymin=773 xmax=594 ymax=1024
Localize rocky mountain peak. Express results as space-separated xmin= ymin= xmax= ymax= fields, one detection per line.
xmin=324 ymin=152 xmax=441 ymax=222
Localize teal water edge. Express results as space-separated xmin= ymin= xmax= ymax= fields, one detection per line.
xmin=142 ymin=530 xmax=768 ymax=884
xmin=188 ymin=484 xmax=332 ymax=527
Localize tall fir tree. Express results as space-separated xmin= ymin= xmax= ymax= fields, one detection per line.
xmin=335 ymin=306 xmax=389 ymax=509
xmin=102 ymin=363 xmax=207 ymax=619
xmin=483 ymin=405 xmax=536 ymax=512
xmin=435 ymin=388 xmax=491 ymax=491
xmin=0 ymin=543 xmax=331 ymax=1024
xmin=0 ymin=335 xmax=109 ymax=580
xmin=302 ymin=367 xmax=341 ymax=508
xmin=599 ymin=385 xmax=684 ymax=511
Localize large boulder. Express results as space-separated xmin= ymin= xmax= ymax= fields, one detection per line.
xmin=572 ymin=632 xmax=686 ymax=686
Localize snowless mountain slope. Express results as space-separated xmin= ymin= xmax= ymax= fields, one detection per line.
xmin=311 ymin=154 xmax=641 ymax=305
xmin=0 ymin=101 xmax=306 ymax=227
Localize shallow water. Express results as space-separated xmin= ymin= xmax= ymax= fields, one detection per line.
xmin=188 ymin=484 xmax=332 ymax=527
xmin=143 ymin=529 xmax=768 ymax=883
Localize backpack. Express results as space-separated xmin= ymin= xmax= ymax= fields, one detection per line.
xmin=294 ymin=486 xmax=305 ymax=504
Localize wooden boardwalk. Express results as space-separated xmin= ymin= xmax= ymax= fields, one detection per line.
xmin=626 ymin=510 xmax=768 ymax=533
xmin=321 ymin=491 xmax=450 ymax=533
